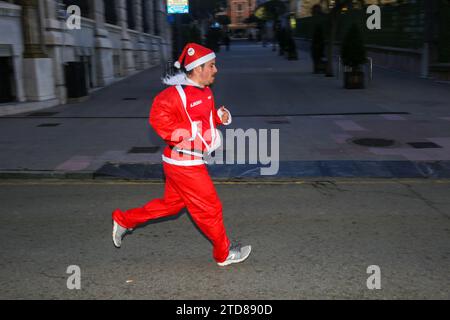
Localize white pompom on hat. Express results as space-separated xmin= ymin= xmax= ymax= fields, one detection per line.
xmin=174 ymin=43 xmax=216 ymax=71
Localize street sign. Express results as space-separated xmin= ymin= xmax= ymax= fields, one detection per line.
xmin=167 ymin=0 xmax=189 ymax=14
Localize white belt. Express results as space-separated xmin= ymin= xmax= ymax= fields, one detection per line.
xmin=162 ymin=155 xmax=205 ymax=166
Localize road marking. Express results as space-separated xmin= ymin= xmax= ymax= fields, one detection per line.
xmin=55 ymin=156 xmax=93 ymax=171
xmin=335 ymin=120 xmax=367 ymax=131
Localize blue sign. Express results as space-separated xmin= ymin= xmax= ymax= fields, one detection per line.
xmin=167 ymin=0 xmax=189 ymax=14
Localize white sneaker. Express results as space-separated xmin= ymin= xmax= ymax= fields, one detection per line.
xmin=217 ymin=243 xmax=252 ymax=267
xmin=112 ymin=220 xmax=131 ymax=248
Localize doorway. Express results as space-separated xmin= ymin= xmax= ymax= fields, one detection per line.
xmin=0 ymin=57 xmax=15 ymax=103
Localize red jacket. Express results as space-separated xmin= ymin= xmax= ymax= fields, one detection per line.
xmin=150 ymin=83 xmax=231 ymax=166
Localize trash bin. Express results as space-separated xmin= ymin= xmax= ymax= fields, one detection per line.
xmin=65 ymin=61 xmax=87 ymax=98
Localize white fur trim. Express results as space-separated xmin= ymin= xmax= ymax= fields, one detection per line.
xmin=174 ymin=61 xmax=181 ymax=68
xmin=217 ymin=107 xmax=232 ymax=125
xmin=185 ymin=52 xmax=216 ymax=71
xmin=174 ymin=148 xmax=204 ymax=158
xmin=162 ymin=72 xmax=191 ymax=86
xmin=162 ymin=155 xmax=205 ymax=166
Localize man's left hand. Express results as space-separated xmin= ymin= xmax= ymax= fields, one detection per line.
xmin=219 ymin=106 xmax=230 ymax=124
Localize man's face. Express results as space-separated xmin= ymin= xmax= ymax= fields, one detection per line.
xmin=195 ymin=59 xmax=218 ymax=87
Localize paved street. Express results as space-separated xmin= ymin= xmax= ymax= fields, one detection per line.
xmin=0 ymin=179 xmax=449 ymax=299
xmin=1 ymin=42 xmax=449 ymax=300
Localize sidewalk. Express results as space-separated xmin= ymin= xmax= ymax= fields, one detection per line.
xmin=1 ymin=42 xmax=450 ymax=180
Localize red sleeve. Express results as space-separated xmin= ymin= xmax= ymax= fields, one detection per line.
xmin=210 ymin=91 xmax=223 ymax=126
xmin=149 ymin=88 xmax=193 ymax=147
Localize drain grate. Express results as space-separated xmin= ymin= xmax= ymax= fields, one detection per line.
xmin=128 ymin=146 xmax=160 ymax=154
xmin=28 ymin=112 xmax=59 ymax=117
xmin=408 ymin=142 xmax=442 ymax=149
xmin=37 ymin=123 xmax=60 ymax=127
xmin=352 ymin=138 xmax=395 ymax=147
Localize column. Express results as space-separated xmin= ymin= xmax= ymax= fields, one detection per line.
xmin=117 ymin=0 xmax=135 ymax=76
xmin=135 ymin=0 xmax=149 ymax=69
xmin=154 ymin=0 xmax=169 ymax=65
xmin=43 ymin=0 xmax=75 ymax=104
xmin=145 ymin=0 xmax=155 ymax=35
xmin=162 ymin=0 xmax=172 ymax=62
xmin=22 ymin=0 xmax=56 ymax=102
xmin=93 ymin=0 xmax=114 ymax=86
xmin=145 ymin=0 xmax=158 ymax=66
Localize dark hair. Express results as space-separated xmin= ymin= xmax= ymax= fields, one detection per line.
xmin=184 ymin=64 xmax=205 ymax=75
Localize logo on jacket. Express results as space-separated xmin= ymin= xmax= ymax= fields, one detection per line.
xmin=190 ymin=100 xmax=203 ymax=108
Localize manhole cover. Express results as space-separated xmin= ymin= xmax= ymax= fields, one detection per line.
xmin=408 ymin=142 xmax=442 ymax=149
xmin=352 ymin=138 xmax=395 ymax=147
xmin=128 ymin=146 xmax=160 ymax=154
xmin=37 ymin=123 xmax=60 ymax=127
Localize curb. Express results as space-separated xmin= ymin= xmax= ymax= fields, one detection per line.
xmin=0 ymin=171 xmax=95 ymax=180
xmin=2 ymin=160 xmax=450 ymax=181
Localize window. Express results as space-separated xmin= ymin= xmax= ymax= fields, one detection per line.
xmin=104 ymin=0 xmax=117 ymax=25
xmin=62 ymin=0 xmax=91 ymax=19
xmin=126 ymin=0 xmax=136 ymax=30
xmin=154 ymin=0 xmax=160 ymax=36
xmin=142 ymin=0 xmax=149 ymax=33
xmin=0 ymin=57 xmax=15 ymax=103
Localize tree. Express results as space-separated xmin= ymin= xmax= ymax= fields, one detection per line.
xmin=322 ymin=0 xmax=365 ymax=77
xmin=254 ymin=0 xmax=287 ymax=50
xmin=254 ymin=0 xmax=287 ymax=22
xmin=311 ymin=24 xmax=325 ymax=70
xmin=216 ymin=14 xmax=231 ymax=27
xmin=341 ymin=23 xmax=367 ymax=69
xmin=189 ymin=0 xmax=226 ymax=20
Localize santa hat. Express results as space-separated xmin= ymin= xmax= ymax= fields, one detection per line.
xmin=174 ymin=43 xmax=216 ymax=71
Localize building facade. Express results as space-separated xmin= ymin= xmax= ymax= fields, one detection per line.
xmin=227 ymin=0 xmax=257 ymax=36
xmin=0 ymin=0 xmax=171 ymax=115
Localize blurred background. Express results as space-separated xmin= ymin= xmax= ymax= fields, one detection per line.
xmin=1 ymin=0 xmax=449 ymax=112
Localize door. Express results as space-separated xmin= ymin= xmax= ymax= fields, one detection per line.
xmin=0 ymin=57 xmax=15 ymax=103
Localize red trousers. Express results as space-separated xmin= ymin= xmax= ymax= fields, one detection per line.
xmin=112 ymin=162 xmax=230 ymax=263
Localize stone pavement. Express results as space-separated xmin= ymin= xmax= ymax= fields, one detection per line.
xmin=1 ymin=42 xmax=450 ymax=179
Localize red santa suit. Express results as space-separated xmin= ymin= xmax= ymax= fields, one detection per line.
xmin=112 ymin=44 xmax=232 ymax=263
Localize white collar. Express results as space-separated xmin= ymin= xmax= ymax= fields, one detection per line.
xmin=186 ymin=77 xmax=204 ymax=88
